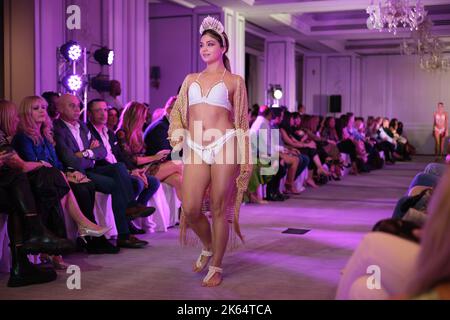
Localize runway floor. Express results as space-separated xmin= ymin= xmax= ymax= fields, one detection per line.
xmin=0 ymin=157 xmax=430 ymax=300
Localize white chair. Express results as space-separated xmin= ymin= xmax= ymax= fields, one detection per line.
xmin=133 ymin=183 xmax=180 ymax=233
xmin=62 ymin=192 xmax=116 ymax=241
xmin=92 ymin=192 xmax=117 ymax=239
xmin=279 ymin=168 xmax=308 ymax=194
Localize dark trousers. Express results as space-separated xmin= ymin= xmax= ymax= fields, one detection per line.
xmin=26 ymin=167 xmax=69 ymax=238
xmin=86 ymin=163 xmax=134 ymax=236
xmin=299 ymin=148 xmax=317 ymax=170
xmin=376 ymin=141 xmax=395 ymax=162
xmin=69 ymin=181 xmax=96 ymax=224
xmin=130 ymin=174 xmax=161 ymax=206
xmin=296 ymin=154 xmax=309 ymax=179
xmin=338 ymin=139 xmax=357 ymax=162
xmin=0 ymin=170 xmax=38 ymax=245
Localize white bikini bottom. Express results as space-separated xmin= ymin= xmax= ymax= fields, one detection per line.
xmin=434 ymin=126 xmax=445 ymax=135
xmin=185 ymin=130 xmax=237 ymax=165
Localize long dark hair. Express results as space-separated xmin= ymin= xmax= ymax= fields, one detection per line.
xmin=201 ymin=29 xmax=231 ymax=72
xmin=280 ymin=111 xmax=293 ymax=132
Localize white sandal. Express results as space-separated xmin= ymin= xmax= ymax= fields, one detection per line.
xmin=193 ymin=249 xmax=213 ymax=272
xmin=202 ymin=266 xmax=223 ymax=287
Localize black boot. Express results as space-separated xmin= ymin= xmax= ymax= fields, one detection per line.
xmin=22 ymin=214 xmax=74 ymax=255
xmin=81 ymin=236 xmax=120 ymax=254
xmin=7 ymin=244 xmax=57 ymax=288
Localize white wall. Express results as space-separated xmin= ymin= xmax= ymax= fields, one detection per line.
xmin=266 ymin=37 xmax=296 ymax=110
xmin=33 ymin=0 xmax=149 ymax=105
xmin=361 ymin=54 xmax=450 ymax=154
xmin=303 ymin=53 xmax=450 ymax=154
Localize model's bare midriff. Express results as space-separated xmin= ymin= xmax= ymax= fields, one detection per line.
xmin=188 ymin=104 xmax=234 ymax=145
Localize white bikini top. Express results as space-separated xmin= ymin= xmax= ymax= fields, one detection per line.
xmin=435 ymin=113 xmax=445 ymax=125
xmin=188 ymin=69 xmax=232 ymax=111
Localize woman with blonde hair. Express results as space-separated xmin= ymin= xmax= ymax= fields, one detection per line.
xmin=116 ymin=101 xmax=182 ymax=201
xmin=12 ymin=96 xmax=110 ymax=268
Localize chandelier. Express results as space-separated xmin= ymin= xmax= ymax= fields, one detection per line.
xmin=366 ymin=0 xmax=427 ymax=35
xmin=401 ymin=17 xmax=450 ymax=72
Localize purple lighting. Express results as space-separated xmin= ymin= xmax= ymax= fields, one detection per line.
xmin=60 ymin=41 xmax=82 ymax=61
xmin=108 ymin=50 xmax=114 ymax=65
xmin=68 ymin=44 xmax=82 ymax=61
xmin=64 ymin=74 xmax=83 ymax=91
xmin=94 ymin=47 xmax=114 ymax=66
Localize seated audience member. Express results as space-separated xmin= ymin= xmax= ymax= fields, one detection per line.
xmin=107 ymin=107 xmax=120 ymax=132
xmin=389 ymin=118 xmax=411 ymax=161
xmin=249 ymin=103 xmax=260 ymax=128
xmin=151 ymin=108 xmax=165 ymax=124
xmin=87 ymin=99 xmax=160 ymax=235
xmin=1 ymin=100 xmax=74 ymax=284
xmin=278 ymin=112 xmax=311 ymax=183
xmin=367 ymin=116 xmax=396 ymax=164
xmin=342 ymin=114 xmax=370 ymax=172
xmin=397 ymin=120 xmax=416 ymax=156
xmin=12 ymin=96 xmax=112 ymax=255
xmin=298 ymin=104 xmax=306 ymax=115
xmin=336 ymin=168 xmax=450 ymax=300
xmin=281 ymin=113 xmax=327 ymax=187
xmin=401 ymin=169 xmax=450 ymax=299
xmin=2 ymin=99 xmax=82 ymax=268
xmin=264 ymin=107 xmax=300 ymax=198
xmin=144 ymin=96 xmax=176 ymax=159
xmin=423 ymin=162 xmax=448 ymax=178
xmin=248 ymin=105 xmax=277 ymax=203
xmin=104 ymin=80 xmax=123 ymax=111
xmin=53 ymin=94 xmax=152 ymax=249
xmin=323 ymin=116 xmax=358 ymax=168
xmin=125 ymin=100 xmax=182 ymax=201
xmin=301 ymin=115 xmax=341 ymax=180
xmin=378 ymin=118 xmax=406 ymax=161
xmin=142 ymin=103 xmax=153 ymax=132
xmin=41 ymin=91 xmax=60 ymax=120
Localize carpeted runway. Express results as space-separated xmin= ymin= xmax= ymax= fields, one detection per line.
xmin=0 ymin=157 xmax=430 ymax=300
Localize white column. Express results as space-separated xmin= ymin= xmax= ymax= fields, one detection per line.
xmin=108 ymin=0 xmax=150 ymax=104
xmin=265 ymin=36 xmax=296 ymax=111
xmin=223 ymin=8 xmax=245 ymax=78
xmin=34 ymin=0 xmax=66 ymax=95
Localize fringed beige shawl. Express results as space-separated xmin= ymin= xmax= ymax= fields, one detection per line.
xmin=168 ymin=73 xmax=251 ymax=249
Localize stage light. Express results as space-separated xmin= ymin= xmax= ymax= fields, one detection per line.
xmin=273 ymin=89 xmax=283 ymax=100
xmin=94 ymin=47 xmax=114 ymax=66
xmin=60 ymin=41 xmax=82 ymax=61
xmin=63 ymin=74 xmax=84 ymax=92
xmin=90 ymin=74 xmax=111 ymax=92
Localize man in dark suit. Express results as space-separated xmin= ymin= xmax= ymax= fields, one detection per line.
xmin=86 ymin=99 xmax=160 ymax=235
xmin=143 ymin=96 xmax=176 ymax=159
xmin=54 ymin=94 xmax=151 ymax=249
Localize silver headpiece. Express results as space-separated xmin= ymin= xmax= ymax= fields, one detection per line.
xmin=199 ymin=16 xmax=226 ymax=46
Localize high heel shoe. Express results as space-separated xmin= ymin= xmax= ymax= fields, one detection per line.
xmin=78 ymin=225 xmax=112 ymax=239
